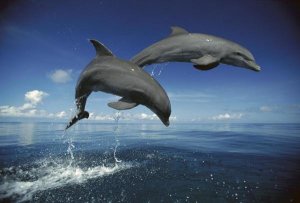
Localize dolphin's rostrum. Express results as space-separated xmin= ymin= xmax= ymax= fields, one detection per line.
xmin=65 ymin=40 xmax=171 ymax=129
xmin=131 ymin=26 xmax=261 ymax=72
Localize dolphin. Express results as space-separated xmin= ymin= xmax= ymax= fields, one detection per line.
xmin=131 ymin=26 xmax=261 ymax=72
xmin=65 ymin=39 xmax=171 ymax=130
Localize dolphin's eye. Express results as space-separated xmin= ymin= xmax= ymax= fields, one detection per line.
xmin=235 ymin=52 xmax=243 ymax=56
xmin=235 ymin=52 xmax=253 ymax=61
xmin=235 ymin=52 xmax=252 ymax=60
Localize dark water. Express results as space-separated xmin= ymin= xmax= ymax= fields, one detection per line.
xmin=0 ymin=122 xmax=299 ymax=202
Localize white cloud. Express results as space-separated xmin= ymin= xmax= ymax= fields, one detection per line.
xmin=0 ymin=90 xmax=50 ymax=118
xmin=0 ymin=105 xmax=69 ymax=119
xmin=88 ymin=112 xmax=177 ymax=122
xmin=0 ymin=105 xmax=178 ymax=122
xmin=19 ymin=103 xmax=35 ymax=110
xmin=260 ymin=106 xmax=272 ymax=112
xmin=124 ymin=113 xmax=177 ymax=121
xmin=135 ymin=113 xmax=159 ymax=120
xmin=170 ymin=116 xmax=177 ymax=121
xmin=89 ymin=112 xmax=115 ymax=121
xmin=55 ymin=111 xmax=67 ymax=118
xmin=1 ymin=89 xmax=177 ymax=123
xmin=49 ymin=69 xmax=72 ymax=83
xmin=211 ymin=113 xmax=243 ymax=121
xmin=25 ymin=90 xmax=48 ymax=105
xmin=258 ymin=104 xmax=300 ymax=114
xmin=0 ymin=105 xmax=49 ymax=118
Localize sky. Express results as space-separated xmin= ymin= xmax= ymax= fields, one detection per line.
xmin=0 ymin=0 xmax=300 ymax=123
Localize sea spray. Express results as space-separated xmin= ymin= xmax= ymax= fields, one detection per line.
xmin=64 ymin=102 xmax=123 ymax=164
xmin=113 ymin=111 xmax=122 ymax=164
xmin=151 ymin=65 xmax=157 ymax=76
xmin=0 ymin=114 xmax=135 ymax=202
xmin=158 ymin=62 xmax=168 ymax=76
xmin=67 ymin=138 xmax=75 ymax=160
xmin=158 ymin=66 xmax=164 ymax=76
xmin=150 ymin=63 xmax=168 ymax=77
xmin=63 ymin=103 xmax=79 ymax=163
xmin=63 ymin=117 xmax=76 ymax=164
xmin=0 ymin=158 xmax=133 ymax=202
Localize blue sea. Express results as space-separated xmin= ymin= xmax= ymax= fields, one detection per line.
xmin=0 ymin=122 xmax=299 ymax=202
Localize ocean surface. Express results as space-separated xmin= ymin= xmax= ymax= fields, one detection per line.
xmin=0 ymin=122 xmax=299 ymax=202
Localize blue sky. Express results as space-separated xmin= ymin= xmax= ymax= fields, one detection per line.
xmin=0 ymin=0 xmax=299 ymax=123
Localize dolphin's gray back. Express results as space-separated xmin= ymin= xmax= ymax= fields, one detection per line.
xmin=131 ymin=33 xmax=250 ymax=67
xmin=76 ymin=56 xmax=168 ymax=105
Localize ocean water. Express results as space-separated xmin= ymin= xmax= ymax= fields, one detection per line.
xmin=0 ymin=122 xmax=299 ymax=202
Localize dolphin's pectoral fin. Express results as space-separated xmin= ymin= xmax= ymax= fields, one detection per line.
xmin=191 ymin=55 xmax=219 ymax=66
xmin=108 ymin=98 xmax=138 ymax=110
xmin=191 ymin=55 xmax=220 ymax=71
xmin=169 ymin=26 xmax=189 ymax=37
xmin=89 ymin=39 xmax=114 ymax=57
xmin=193 ymin=63 xmax=219 ymax=71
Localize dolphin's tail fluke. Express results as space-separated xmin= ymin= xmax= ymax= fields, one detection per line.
xmin=65 ymin=111 xmax=89 ymax=130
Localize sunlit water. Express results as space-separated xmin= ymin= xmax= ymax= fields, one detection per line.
xmin=0 ymin=122 xmax=299 ymax=202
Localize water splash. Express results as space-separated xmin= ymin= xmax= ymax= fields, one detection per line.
xmin=150 ymin=63 xmax=168 ymax=77
xmin=0 ymin=158 xmax=133 ymax=202
xmin=66 ymin=138 xmax=75 ymax=161
xmin=158 ymin=66 xmax=164 ymax=76
xmin=150 ymin=65 xmax=157 ymax=76
xmin=113 ymin=111 xmax=122 ymax=163
xmin=62 ymin=127 xmax=76 ymax=165
xmin=158 ymin=62 xmax=168 ymax=76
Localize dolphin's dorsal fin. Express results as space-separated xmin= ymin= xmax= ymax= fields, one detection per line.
xmin=169 ymin=26 xmax=189 ymax=37
xmin=89 ymin=39 xmax=114 ymax=57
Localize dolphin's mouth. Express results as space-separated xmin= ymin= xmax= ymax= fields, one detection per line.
xmin=247 ymin=60 xmax=261 ymax=72
xmin=163 ymin=120 xmax=170 ymax=127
